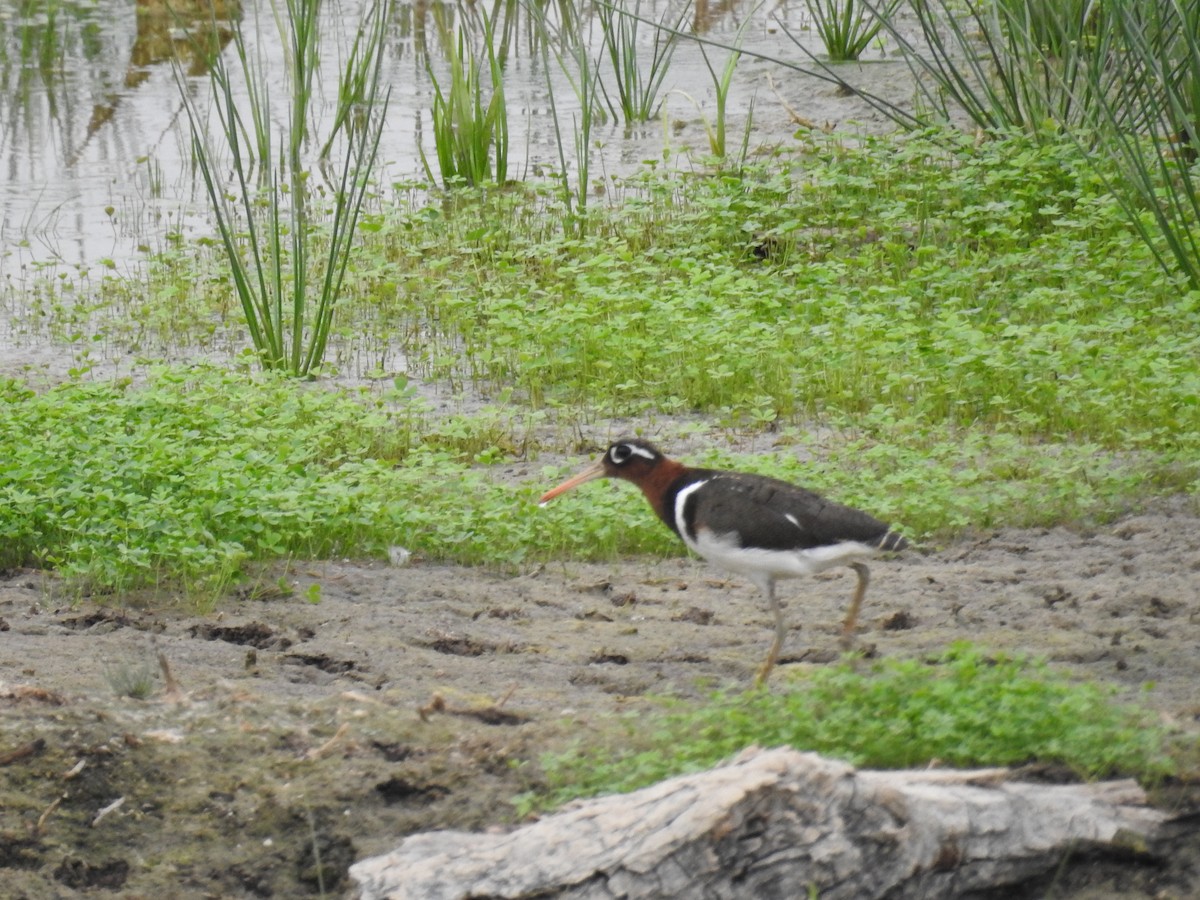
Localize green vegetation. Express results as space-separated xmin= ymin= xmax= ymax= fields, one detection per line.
xmin=1085 ymin=0 xmax=1200 ymax=290
xmin=522 ymin=644 xmax=1177 ymax=812
xmin=596 ymin=0 xmax=682 ymax=123
xmin=175 ymin=0 xmax=391 ymax=376
xmin=0 ymin=366 xmax=679 ymax=593
xmin=781 ymin=0 xmax=1199 ymax=291
xmin=105 ymin=657 xmax=159 ymax=700
xmin=424 ymin=10 xmax=509 ymax=188
xmin=677 ymin=23 xmax=752 ymax=161
xmin=804 ymin=0 xmax=899 ymax=61
xmin=537 ymin=12 xmax=604 ymax=224
xmin=117 ymin=128 xmax=1199 ymax=453
xmin=5 ymin=126 xmax=1199 ymax=592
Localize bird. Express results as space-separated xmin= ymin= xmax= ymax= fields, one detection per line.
xmin=538 ymin=438 xmax=908 ymax=685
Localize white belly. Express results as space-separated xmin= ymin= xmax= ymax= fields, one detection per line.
xmin=687 ymin=527 xmax=877 ymax=580
xmin=672 ymin=479 xmax=879 ymax=585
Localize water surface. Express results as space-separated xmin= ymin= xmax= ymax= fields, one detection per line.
xmin=0 ymin=0 xmax=910 ymax=275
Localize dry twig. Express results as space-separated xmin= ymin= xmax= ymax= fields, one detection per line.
xmin=306 ymin=723 xmax=351 ymax=760
xmin=91 ymin=796 xmax=125 ymax=828
xmin=36 ymin=796 xmax=62 ymax=835
xmin=418 ymin=692 xmax=528 ymax=726
xmin=158 ymin=652 xmax=187 ymax=705
xmin=0 ymin=738 xmax=46 ymax=766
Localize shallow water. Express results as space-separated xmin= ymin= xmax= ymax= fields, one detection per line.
xmin=0 ymin=0 xmax=912 ymax=275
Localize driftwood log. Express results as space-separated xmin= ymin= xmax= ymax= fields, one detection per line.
xmin=350 ymin=747 xmax=1166 ymax=900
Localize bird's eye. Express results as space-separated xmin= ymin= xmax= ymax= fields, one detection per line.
xmin=609 ymin=444 xmax=633 ymax=464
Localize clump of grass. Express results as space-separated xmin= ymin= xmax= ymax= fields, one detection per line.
xmin=105 ymin=658 xmax=158 ymax=700
xmin=674 ymin=20 xmax=752 ymax=162
xmin=596 ymin=0 xmax=682 ymax=124
xmin=882 ymin=0 xmax=1111 ymax=133
xmin=424 ymin=9 xmax=509 ymax=188
xmin=524 ymin=643 xmax=1177 ymax=812
xmin=535 ymin=7 xmax=604 ymax=225
xmin=175 ymin=0 xmax=391 ymax=376
xmin=804 ymin=0 xmax=900 ymax=61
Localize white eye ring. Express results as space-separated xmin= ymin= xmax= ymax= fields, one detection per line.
xmin=610 ymin=442 xmax=656 ymax=464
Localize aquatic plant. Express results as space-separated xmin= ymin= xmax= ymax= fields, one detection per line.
xmin=534 ymin=4 xmax=604 ymax=224
xmin=804 ymin=0 xmax=900 ymax=61
xmin=175 ymin=0 xmax=391 ymax=376
xmin=424 ymin=8 xmax=509 ymax=187
xmin=674 ymin=20 xmax=751 ymax=161
xmin=1079 ymin=0 xmax=1200 ymax=289
xmin=596 ymin=0 xmax=682 ymax=124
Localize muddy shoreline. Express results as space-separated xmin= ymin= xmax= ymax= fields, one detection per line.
xmin=3 ymin=508 xmax=1199 ymax=897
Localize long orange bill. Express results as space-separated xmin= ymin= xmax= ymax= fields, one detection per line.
xmin=538 ymin=459 xmax=607 ymax=506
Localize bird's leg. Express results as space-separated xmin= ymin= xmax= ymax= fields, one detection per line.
xmin=755 ymin=581 xmax=785 ymax=687
xmin=840 ymin=562 xmax=870 ymax=649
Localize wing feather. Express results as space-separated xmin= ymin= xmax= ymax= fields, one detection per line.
xmin=689 ymin=471 xmax=894 ymax=551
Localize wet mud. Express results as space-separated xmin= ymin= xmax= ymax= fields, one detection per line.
xmin=3 ymin=509 xmax=1200 ymax=897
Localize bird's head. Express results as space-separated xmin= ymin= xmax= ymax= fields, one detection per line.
xmin=538 ymin=438 xmax=664 ymax=504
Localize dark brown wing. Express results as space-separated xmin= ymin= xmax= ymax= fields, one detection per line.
xmin=686 ymin=470 xmax=902 ymax=552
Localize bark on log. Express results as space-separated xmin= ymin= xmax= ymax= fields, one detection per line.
xmin=350 ymin=746 xmax=1166 ymax=900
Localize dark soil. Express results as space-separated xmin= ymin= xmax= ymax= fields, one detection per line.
xmin=2 ymin=510 xmax=1200 ymax=898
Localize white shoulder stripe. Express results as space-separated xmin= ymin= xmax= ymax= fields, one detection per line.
xmin=673 ymin=480 xmax=709 ymax=544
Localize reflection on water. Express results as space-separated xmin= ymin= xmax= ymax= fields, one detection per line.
xmin=83 ymin=0 xmax=240 ymax=147
xmin=0 ymin=0 xmax=238 ymax=267
xmin=0 ymin=0 xmax=901 ymax=273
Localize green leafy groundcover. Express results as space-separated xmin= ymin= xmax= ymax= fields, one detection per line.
xmin=10 ymin=130 xmax=1199 ymax=596
xmin=528 ymin=644 xmax=1176 ymax=812
xmin=0 ymin=366 xmax=673 ymax=592
xmin=0 ymin=368 xmax=399 ymax=589
xmin=355 ymin=131 xmax=1200 ymax=447
xmin=0 ymin=363 xmax=1195 ymax=593
xmin=131 ymin=130 xmax=1200 ymax=454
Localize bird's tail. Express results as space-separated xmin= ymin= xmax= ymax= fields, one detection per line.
xmin=877 ymin=530 xmax=908 ymax=553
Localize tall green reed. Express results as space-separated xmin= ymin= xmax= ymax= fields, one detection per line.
xmin=780 ymin=0 xmax=1111 ymax=133
xmin=176 ymin=0 xmax=391 ymax=377
xmin=898 ymin=0 xmax=1115 ymax=132
xmin=1073 ymin=0 xmax=1200 ymax=289
xmin=675 ymin=20 xmax=751 ymax=162
xmin=483 ymin=0 xmax=522 ymax=65
xmin=423 ymin=9 xmax=509 ymax=187
xmin=320 ymin=0 xmax=392 ymax=163
xmin=596 ymin=0 xmax=682 ymax=124
xmin=804 ymin=0 xmax=900 ymax=61
xmin=534 ymin=4 xmax=603 ymax=225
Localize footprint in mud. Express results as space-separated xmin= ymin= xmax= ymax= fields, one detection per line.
xmin=188 ymin=621 xmax=292 ymax=650
xmin=375 ymin=776 xmax=450 ymax=806
xmin=54 ymin=857 xmax=130 ymax=890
